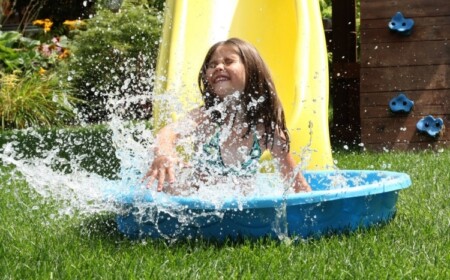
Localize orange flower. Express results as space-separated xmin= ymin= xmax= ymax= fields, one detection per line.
xmin=58 ymin=49 xmax=70 ymax=59
xmin=33 ymin=18 xmax=53 ymax=33
xmin=39 ymin=67 xmax=47 ymax=75
xmin=63 ymin=19 xmax=86 ymax=30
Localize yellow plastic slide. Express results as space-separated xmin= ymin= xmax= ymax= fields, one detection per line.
xmin=153 ymin=0 xmax=333 ymax=169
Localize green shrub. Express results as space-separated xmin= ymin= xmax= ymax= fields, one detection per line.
xmin=0 ymin=26 xmax=81 ymax=130
xmin=67 ymin=0 xmax=162 ymax=123
xmin=0 ymin=31 xmax=42 ymax=74
xmin=320 ymin=0 xmax=332 ymax=19
xmin=0 ymin=71 xmax=79 ymax=130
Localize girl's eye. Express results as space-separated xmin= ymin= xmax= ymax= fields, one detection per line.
xmin=207 ymin=62 xmax=217 ymax=69
xmin=224 ymin=58 xmax=235 ymax=65
xmin=206 ymin=57 xmax=238 ymax=69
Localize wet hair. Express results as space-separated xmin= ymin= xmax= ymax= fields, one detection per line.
xmin=198 ymin=37 xmax=290 ymax=150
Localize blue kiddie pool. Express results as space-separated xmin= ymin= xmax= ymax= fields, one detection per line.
xmin=107 ymin=170 xmax=411 ymax=240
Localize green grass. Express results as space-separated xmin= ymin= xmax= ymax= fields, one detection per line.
xmin=1 ymin=145 xmax=450 ymax=278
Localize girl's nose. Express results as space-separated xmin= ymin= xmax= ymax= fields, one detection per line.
xmin=215 ymin=62 xmax=225 ymax=70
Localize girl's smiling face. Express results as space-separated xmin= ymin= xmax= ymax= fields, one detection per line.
xmin=205 ymin=44 xmax=246 ymax=100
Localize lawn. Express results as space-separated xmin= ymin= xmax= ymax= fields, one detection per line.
xmin=1 ymin=138 xmax=450 ymax=278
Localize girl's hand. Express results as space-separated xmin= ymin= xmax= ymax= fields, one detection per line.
xmin=143 ymin=155 xmax=179 ymax=192
xmin=271 ymin=147 xmax=312 ymax=193
xmin=292 ymin=173 xmax=312 ymax=193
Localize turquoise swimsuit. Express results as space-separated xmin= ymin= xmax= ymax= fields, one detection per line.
xmin=197 ymin=129 xmax=262 ymax=176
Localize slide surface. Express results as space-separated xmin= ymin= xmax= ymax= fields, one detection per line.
xmin=153 ymin=0 xmax=333 ymax=169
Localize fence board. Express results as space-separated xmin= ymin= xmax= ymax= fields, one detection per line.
xmin=361 ymin=89 xmax=450 ymax=107
xmin=360 ymin=65 xmax=449 ymax=93
xmin=361 ymin=41 xmax=450 ymax=67
xmin=361 ymin=16 xmax=450 ymax=30
xmin=361 ymin=116 xmax=448 ymax=143
xmin=361 ymin=0 xmax=450 ymax=20
xmin=361 ymin=23 xmax=450 ymax=44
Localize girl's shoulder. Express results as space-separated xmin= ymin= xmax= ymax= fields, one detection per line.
xmin=187 ymin=107 xmax=217 ymax=135
xmin=257 ymin=124 xmax=288 ymax=153
xmin=168 ymin=107 xmax=206 ymax=135
xmin=187 ymin=107 xmax=209 ymax=124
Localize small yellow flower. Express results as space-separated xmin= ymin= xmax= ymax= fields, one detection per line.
xmin=63 ymin=19 xmax=86 ymax=30
xmin=39 ymin=67 xmax=47 ymax=75
xmin=33 ymin=19 xmax=45 ymax=25
xmin=58 ymin=49 xmax=70 ymax=59
xmin=33 ymin=18 xmax=53 ymax=33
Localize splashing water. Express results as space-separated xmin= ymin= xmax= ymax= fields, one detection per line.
xmin=0 ymin=78 xmax=313 ymax=243
xmin=0 ymin=53 xmax=391 ymax=241
xmin=0 ymin=109 xmax=405 ymax=242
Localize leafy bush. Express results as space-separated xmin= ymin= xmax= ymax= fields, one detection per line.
xmin=0 ymin=0 xmax=163 ymax=130
xmin=0 ymin=28 xmax=74 ymax=74
xmin=320 ymin=0 xmax=332 ymax=19
xmin=0 ymin=25 xmax=82 ymax=130
xmin=67 ymin=0 xmax=162 ymax=123
xmin=0 ymin=71 xmax=79 ymax=130
xmin=0 ymin=31 xmax=42 ymax=73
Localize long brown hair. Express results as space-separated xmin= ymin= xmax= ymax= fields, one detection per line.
xmin=198 ymin=38 xmax=290 ymax=151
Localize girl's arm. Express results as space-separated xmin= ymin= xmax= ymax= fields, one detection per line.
xmin=269 ymin=129 xmax=312 ymax=192
xmin=277 ymin=152 xmax=311 ymax=192
xmin=143 ymin=109 xmax=202 ymax=191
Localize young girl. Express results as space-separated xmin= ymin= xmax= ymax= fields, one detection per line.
xmin=144 ymin=38 xmax=311 ymax=194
